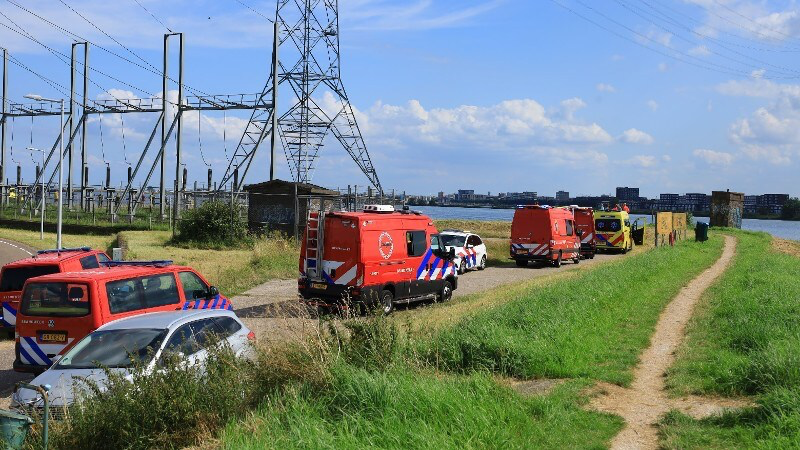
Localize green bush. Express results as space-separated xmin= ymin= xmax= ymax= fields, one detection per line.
xmin=174 ymin=200 xmax=249 ymax=247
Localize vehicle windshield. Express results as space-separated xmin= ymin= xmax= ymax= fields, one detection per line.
xmin=595 ymin=219 xmax=622 ymax=232
xmin=0 ymin=265 xmax=59 ymax=292
xmin=55 ymin=328 xmax=168 ymax=369
xmin=20 ymin=282 xmax=90 ymax=317
xmin=439 ymin=234 xmax=466 ymax=247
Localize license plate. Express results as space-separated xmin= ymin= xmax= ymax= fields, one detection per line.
xmin=39 ymin=332 xmax=67 ymax=343
xmin=311 ymin=283 xmax=328 ymax=290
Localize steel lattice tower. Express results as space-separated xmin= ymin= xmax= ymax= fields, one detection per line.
xmin=219 ymin=0 xmax=381 ymax=193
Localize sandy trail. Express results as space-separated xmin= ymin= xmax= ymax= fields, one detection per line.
xmin=591 ymin=235 xmax=737 ymax=450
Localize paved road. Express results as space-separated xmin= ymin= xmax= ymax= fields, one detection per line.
xmin=0 ymin=238 xmax=35 ymax=408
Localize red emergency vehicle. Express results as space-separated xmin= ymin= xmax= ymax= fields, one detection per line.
xmin=1 ymin=247 xmax=110 ymax=334
xmin=298 ymin=205 xmax=457 ymax=314
xmin=510 ymin=205 xmax=581 ymax=267
xmin=571 ymin=207 xmax=596 ymax=259
xmin=14 ymin=260 xmax=230 ymax=373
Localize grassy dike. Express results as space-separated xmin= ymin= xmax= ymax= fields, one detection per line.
xmin=217 ymin=236 xmax=725 ymax=449
xmin=661 ymin=230 xmax=800 ymax=448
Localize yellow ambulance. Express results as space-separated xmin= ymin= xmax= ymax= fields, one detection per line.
xmin=593 ymin=210 xmax=633 ymax=253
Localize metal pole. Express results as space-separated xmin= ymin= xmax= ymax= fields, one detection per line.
xmin=80 ymin=43 xmax=89 ymax=210
xmin=68 ymin=44 xmax=77 ymax=209
xmin=40 ymin=151 xmax=44 ymax=239
xmin=0 ymin=49 xmax=6 ymax=209
xmin=173 ymin=33 xmax=183 ymax=229
xmin=57 ymin=99 xmax=64 ymax=249
xmin=161 ymin=34 xmax=169 ymax=219
xmin=270 ymin=20 xmax=279 ymax=181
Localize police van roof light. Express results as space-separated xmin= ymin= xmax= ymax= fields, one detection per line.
xmin=37 ymin=246 xmax=92 ymax=255
xmin=101 ymin=260 xmax=174 ymax=268
xmin=363 ymin=205 xmax=394 ymax=213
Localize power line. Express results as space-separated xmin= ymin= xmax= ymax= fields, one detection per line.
xmin=6 ymin=0 xmax=210 ymax=98
xmin=4 ymin=52 xmax=72 ymax=98
xmin=0 ymin=11 xmax=155 ymax=99
xmin=711 ymin=0 xmax=800 ymax=44
xmin=615 ymin=0 xmax=800 ymax=77
xmin=233 ymin=0 xmax=274 ymax=23
xmin=548 ymin=0 xmax=764 ymax=79
xmin=131 ymin=0 xmax=173 ymax=32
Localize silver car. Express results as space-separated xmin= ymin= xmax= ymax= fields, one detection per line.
xmin=11 ymin=309 xmax=255 ymax=412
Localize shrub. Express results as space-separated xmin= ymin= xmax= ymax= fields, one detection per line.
xmin=174 ymin=200 xmax=249 ymax=247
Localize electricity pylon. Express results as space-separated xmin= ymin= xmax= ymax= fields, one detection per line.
xmin=220 ymin=0 xmax=382 ymax=193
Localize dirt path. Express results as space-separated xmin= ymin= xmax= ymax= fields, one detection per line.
xmin=591 ymin=235 xmax=737 ymax=450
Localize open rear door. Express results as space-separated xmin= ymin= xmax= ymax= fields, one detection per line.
xmin=632 ymin=218 xmax=646 ymax=246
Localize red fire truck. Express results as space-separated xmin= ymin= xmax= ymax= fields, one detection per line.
xmin=571 ymin=206 xmax=596 ymax=259
xmin=298 ymin=205 xmax=457 ymax=314
xmin=510 ymin=205 xmax=581 ymax=267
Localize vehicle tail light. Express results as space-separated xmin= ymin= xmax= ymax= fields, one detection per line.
xmin=247 ymin=331 xmax=256 ymax=341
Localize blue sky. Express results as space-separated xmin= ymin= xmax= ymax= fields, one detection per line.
xmin=2 ymin=0 xmax=800 ymax=197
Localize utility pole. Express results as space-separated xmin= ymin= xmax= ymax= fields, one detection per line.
xmin=80 ymin=43 xmax=89 ymax=211
xmin=161 ymin=34 xmax=169 ymax=220
xmin=1 ymin=49 xmax=6 ymax=209
xmin=270 ymin=20 xmax=279 ymax=181
xmin=172 ymin=33 xmax=184 ymax=230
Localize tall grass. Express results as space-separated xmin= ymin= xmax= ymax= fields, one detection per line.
xmin=661 ymin=230 xmax=800 ymax=448
xmin=417 ymin=236 xmax=725 ymax=385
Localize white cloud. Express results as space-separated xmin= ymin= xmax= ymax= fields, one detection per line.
xmin=619 ymin=128 xmax=654 ymax=145
xmin=628 ymin=155 xmax=657 ymax=168
xmin=646 ymin=100 xmax=659 ymax=111
xmin=596 ymin=83 xmax=616 ymax=93
xmin=688 ymin=45 xmax=711 ymax=56
xmin=693 ymin=148 xmax=734 ymax=166
xmin=658 ymin=62 xmax=668 ymax=72
xmin=685 ymin=0 xmax=800 ymax=43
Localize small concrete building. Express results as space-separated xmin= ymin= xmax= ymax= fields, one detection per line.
xmin=710 ymin=190 xmax=744 ymax=228
xmin=244 ymin=179 xmax=340 ymax=236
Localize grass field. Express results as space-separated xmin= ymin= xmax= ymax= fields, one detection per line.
xmin=0 ymin=225 xmax=298 ymax=297
xmin=221 ymin=366 xmax=621 ymax=449
xmin=661 ymin=230 xmax=800 ymax=448
xmin=0 ymin=226 xmax=116 ymax=252
xmin=121 ymin=230 xmax=298 ymax=296
xmin=418 ymin=235 xmax=725 ymax=386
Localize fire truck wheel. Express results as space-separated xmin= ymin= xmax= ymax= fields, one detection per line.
xmin=553 ymin=251 xmax=562 ymax=268
xmin=515 ymin=259 xmax=527 ymax=267
xmin=478 ymin=255 xmax=487 ymax=270
xmin=440 ymin=281 xmax=453 ymax=302
xmin=458 ymin=262 xmax=466 ymax=275
xmin=574 ymin=256 xmax=580 ymax=264
xmin=589 ymin=252 xmax=595 ymax=259
xmin=381 ymin=290 xmax=394 ymax=315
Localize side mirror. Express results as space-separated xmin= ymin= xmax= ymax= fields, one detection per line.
xmin=207 ymin=286 xmax=220 ymax=299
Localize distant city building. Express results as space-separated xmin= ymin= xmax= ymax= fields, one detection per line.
xmin=556 ymin=191 xmax=570 ymax=202
xmin=660 ymin=193 xmax=679 ymax=205
xmin=745 ymin=193 xmax=790 ymax=215
xmin=616 ymin=186 xmax=640 ymax=201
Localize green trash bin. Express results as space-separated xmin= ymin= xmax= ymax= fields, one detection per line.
xmin=0 ymin=409 xmax=33 ymax=450
xmin=695 ymin=222 xmax=709 ymax=242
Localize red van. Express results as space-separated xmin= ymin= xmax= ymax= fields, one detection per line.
xmin=298 ymin=205 xmax=457 ymax=314
xmin=14 ymin=261 xmax=230 ymax=373
xmin=571 ymin=207 xmax=596 ymax=259
xmin=510 ymin=205 xmax=581 ymax=267
xmin=1 ymin=247 xmax=110 ymax=334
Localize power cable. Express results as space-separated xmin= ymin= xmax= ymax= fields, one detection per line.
xmin=131 ymin=0 xmax=173 ymax=32
xmin=8 ymin=115 xmax=19 ymax=165
xmin=4 ymin=52 xmax=71 ymax=98
xmin=6 ymin=0 xmax=210 ymax=98
xmin=0 ymin=12 xmax=154 ymax=99
xmin=710 ymin=0 xmax=800 ymax=45
xmin=551 ymin=0 xmax=800 ymax=79
xmin=615 ymin=0 xmax=800 ymax=77
xmin=198 ymin=111 xmax=210 ymax=167
xmin=635 ymin=0 xmax=800 ymax=53
xmin=233 ymin=0 xmax=274 ymax=23
xmin=121 ymin=114 xmax=130 ymax=166
xmin=98 ymin=113 xmax=107 ymax=164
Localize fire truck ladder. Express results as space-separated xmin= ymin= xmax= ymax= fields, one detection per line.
xmin=305 ymin=211 xmax=325 ymax=281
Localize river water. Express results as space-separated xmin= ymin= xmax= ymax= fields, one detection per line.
xmin=413 ymin=206 xmax=800 ymax=241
